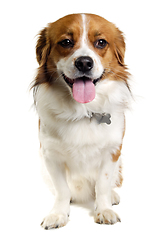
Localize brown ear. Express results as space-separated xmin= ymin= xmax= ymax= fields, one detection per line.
xmin=36 ymin=28 xmax=50 ymax=66
xmin=114 ymin=29 xmax=125 ymax=66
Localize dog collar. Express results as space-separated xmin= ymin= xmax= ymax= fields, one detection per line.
xmin=92 ymin=113 xmax=111 ymax=125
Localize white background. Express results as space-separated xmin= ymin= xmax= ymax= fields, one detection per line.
xmin=1 ymin=0 xmax=160 ymax=239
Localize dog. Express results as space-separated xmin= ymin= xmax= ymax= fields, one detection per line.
xmin=32 ymin=13 xmax=131 ymax=229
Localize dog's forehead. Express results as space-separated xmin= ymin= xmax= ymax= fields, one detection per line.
xmin=86 ymin=14 xmax=115 ymax=41
xmin=48 ymin=14 xmax=115 ymax=43
xmin=48 ymin=14 xmax=83 ymax=41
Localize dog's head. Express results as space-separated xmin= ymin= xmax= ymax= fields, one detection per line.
xmin=34 ymin=14 xmax=129 ymax=103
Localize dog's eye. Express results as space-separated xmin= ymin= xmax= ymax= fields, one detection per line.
xmin=58 ymin=39 xmax=74 ymax=48
xmin=94 ymin=39 xmax=108 ymax=49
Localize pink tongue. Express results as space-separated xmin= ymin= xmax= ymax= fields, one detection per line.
xmin=72 ymin=79 xmax=95 ymax=103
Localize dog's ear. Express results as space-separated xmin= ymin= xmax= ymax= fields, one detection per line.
xmin=114 ymin=29 xmax=125 ymax=66
xmin=36 ymin=28 xmax=50 ymax=66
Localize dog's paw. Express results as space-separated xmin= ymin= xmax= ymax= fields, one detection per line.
xmin=94 ymin=209 xmax=121 ymax=225
xmin=41 ymin=212 xmax=69 ymax=230
xmin=111 ymin=190 xmax=120 ymax=205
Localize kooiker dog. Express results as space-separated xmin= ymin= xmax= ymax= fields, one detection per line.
xmin=31 ymin=13 xmax=131 ymax=229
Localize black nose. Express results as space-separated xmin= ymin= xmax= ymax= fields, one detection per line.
xmin=75 ymin=56 xmax=94 ymax=73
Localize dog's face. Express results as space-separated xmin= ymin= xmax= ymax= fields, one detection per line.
xmin=35 ymin=14 xmax=128 ymax=103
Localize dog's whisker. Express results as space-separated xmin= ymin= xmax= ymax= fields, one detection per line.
xmin=54 ymin=72 xmax=63 ymax=82
xmin=104 ymin=66 xmax=128 ymax=75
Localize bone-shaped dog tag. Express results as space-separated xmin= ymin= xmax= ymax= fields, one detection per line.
xmin=94 ymin=113 xmax=111 ymax=125
xmin=100 ymin=113 xmax=111 ymax=125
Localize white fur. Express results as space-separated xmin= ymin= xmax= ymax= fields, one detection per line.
xmin=37 ymin=14 xmax=131 ymax=229
xmin=37 ymin=78 xmax=130 ymax=228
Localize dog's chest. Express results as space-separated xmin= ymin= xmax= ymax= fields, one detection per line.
xmin=37 ymin=84 xmax=125 ymax=171
xmin=55 ymin=117 xmax=123 ymax=175
xmin=40 ymin=113 xmax=124 ymax=168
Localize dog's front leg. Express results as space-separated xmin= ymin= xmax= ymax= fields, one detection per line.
xmin=95 ymin=151 xmax=121 ymax=225
xmin=41 ymin=156 xmax=71 ymax=230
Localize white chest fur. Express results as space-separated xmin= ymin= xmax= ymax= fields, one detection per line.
xmin=36 ymin=79 xmax=129 ymax=176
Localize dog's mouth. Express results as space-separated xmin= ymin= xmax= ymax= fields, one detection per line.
xmin=62 ymin=74 xmax=101 ymax=88
xmin=62 ymin=74 xmax=103 ymax=103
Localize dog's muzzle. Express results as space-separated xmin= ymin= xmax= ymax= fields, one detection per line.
xmin=62 ymin=56 xmax=103 ymax=104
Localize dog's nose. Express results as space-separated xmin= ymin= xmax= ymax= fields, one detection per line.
xmin=75 ymin=56 xmax=93 ymax=72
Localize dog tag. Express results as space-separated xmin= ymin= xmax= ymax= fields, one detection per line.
xmin=101 ymin=113 xmax=111 ymax=124
xmin=93 ymin=113 xmax=111 ymax=125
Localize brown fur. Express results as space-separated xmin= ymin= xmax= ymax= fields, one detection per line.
xmin=31 ymin=14 xmax=130 ymax=93
xmin=112 ymin=144 xmax=122 ymax=162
